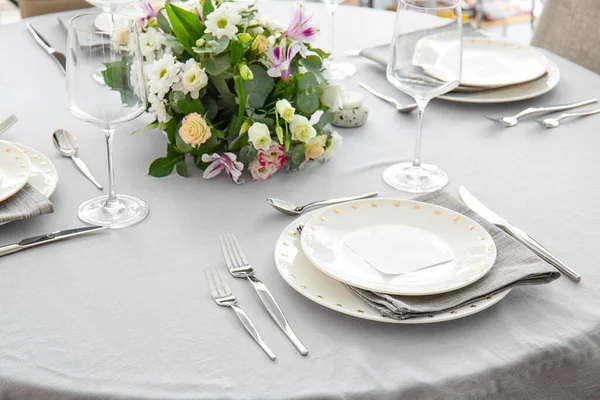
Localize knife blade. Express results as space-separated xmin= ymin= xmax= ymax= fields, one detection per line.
xmin=0 ymin=226 xmax=108 ymax=257
xmin=25 ymin=23 xmax=67 ymax=74
xmin=459 ymin=186 xmax=581 ymax=282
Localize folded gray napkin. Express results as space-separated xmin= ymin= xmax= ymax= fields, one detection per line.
xmin=346 ymin=191 xmax=560 ymax=320
xmin=0 ymin=184 xmax=54 ymax=225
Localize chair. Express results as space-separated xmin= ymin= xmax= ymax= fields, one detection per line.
xmin=19 ymin=0 xmax=92 ymax=18
xmin=531 ymin=0 xmax=600 ymax=74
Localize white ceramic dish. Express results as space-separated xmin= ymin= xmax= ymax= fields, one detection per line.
xmin=0 ymin=141 xmax=31 ymax=202
xmin=6 ymin=142 xmax=58 ymax=198
xmin=275 ymin=211 xmax=511 ymax=324
xmin=300 ymin=199 xmax=496 ymax=296
xmin=93 ymin=6 xmax=141 ymax=34
xmin=440 ymin=59 xmax=560 ymax=104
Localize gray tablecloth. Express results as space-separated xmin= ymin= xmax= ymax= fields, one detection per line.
xmin=0 ymin=4 xmax=599 ymax=400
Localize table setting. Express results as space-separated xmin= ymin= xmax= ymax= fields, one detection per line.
xmin=1 ymin=0 xmax=600 ymax=398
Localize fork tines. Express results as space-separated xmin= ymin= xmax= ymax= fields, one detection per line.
xmin=218 ymin=233 xmax=253 ymax=274
xmin=205 ymin=268 xmax=231 ymax=299
xmin=0 ymin=114 xmax=17 ymax=134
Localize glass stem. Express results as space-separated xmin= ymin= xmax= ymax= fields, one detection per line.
xmin=103 ymin=126 xmax=118 ymax=207
xmin=329 ymin=9 xmax=336 ymax=61
xmin=412 ymin=99 xmax=429 ymax=169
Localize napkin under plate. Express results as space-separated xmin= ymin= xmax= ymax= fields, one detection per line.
xmin=346 ymin=191 xmax=560 ymax=320
xmin=0 ymin=184 xmax=54 ymax=225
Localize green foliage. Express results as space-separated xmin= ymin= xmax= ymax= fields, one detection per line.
xmin=314 ymin=111 xmax=334 ymax=131
xmin=149 ymin=157 xmax=177 ymax=177
xmin=157 ymin=10 xmax=172 ymax=33
xmin=176 ymin=159 xmax=189 ymax=177
xmin=244 ymin=65 xmax=275 ymax=108
xmin=165 ymin=4 xmax=204 ymax=56
xmin=239 ymin=144 xmax=257 ymax=164
xmin=289 ymin=144 xmax=306 ymax=167
xmin=202 ymin=0 xmax=215 ymax=21
xmin=204 ymin=53 xmax=231 ymax=75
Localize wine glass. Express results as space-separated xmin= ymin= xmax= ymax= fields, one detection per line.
xmin=67 ymin=13 xmax=149 ymax=228
xmin=322 ymin=0 xmax=356 ymax=81
xmin=384 ymin=0 xmax=462 ymax=193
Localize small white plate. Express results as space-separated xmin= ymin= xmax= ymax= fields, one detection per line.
xmin=94 ymin=6 xmax=141 ymax=34
xmin=440 ymin=59 xmax=560 ymax=104
xmin=275 ymin=211 xmax=511 ymax=324
xmin=6 ymin=142 xmax=58 ymax=198
xmin=300 ymin=199 xmax=496 ymax=296
xmin=0 ymin=141 xmax=31 ymax=202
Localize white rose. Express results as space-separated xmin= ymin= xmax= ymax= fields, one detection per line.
xmin=289 ymin=115 xmax=316 ymax=143
xmin=173 ymin=59 xmax=208 ymax=99
xmin=320 ymin=130 xmax=343 ymax=162
xmin=275 ymin=99 xmax=295 ymax=123
xmin=320 ymin=84 xmax=344 ymax=111
xmin=248 ymin=122 xmax=272 ymax=151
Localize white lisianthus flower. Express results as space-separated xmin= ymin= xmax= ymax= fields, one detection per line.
xmin=320 ymin=84 xmax=345 ymax=111
xmin=255 ymin=12 xmax=287 ymax=32
xmin=148 ymin=94 xmax=171 ymax=123
xmin=248 ymin=122 xmax=272 ymax=151
xmin=137 ymin=27 xmax=167 ymax=61
xmin=248 ymin=25 xmax=264 ymax=36
xmin=172 ymin=59 xmax=208 ymax=99
xmin=275 ymin=99 xmax=295 ymax=123
xmin=205 ymin=4 xmax=242 ymax=40
xmin=289 ymin=115 xmax=316 ymax=143
xmin=146 ymin=53 xmax=181 ymax=99
xmin=320 ymin=130 xmax=343 ymax=162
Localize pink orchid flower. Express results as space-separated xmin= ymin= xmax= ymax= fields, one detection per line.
xmin=139 ymin=1 xmax=158 ymax=26
xmin=202 ymin=153 xmax=245 ymax=184
xmin=261 ymin=41 xmax=300 ymax=80
xmin=283 ymin=6 xmax=318 ymax=43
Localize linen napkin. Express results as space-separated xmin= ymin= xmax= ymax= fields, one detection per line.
xmin=346 ymin=191 xmax=560 ymax=320
xmin=0 ymin=184 xmax=54 ymax=225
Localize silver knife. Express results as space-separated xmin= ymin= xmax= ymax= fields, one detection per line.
xmin=0 ymin=226 xmax=108 ymax=257
xmin=459 ymin=186 xmax=581 ymax=282
xmin=25 ymin=23 xmax=67 ymax=74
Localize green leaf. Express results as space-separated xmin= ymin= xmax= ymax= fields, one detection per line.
xmin=229 ymin=40 xmax=245 ymax=66
xmin=203 ymin=97 xmax=219 ymax=120
xmin=233 ymin=74 xmax=246 ymax=130
xmin=209 ymin=75 xmax=235 ymax=108
xmin=202 ymin=0 xmax=214 ymax=21
xmin=204 ymin=53 xmax=231 ymax=76
xmin=149 ymin=157 xmax=176 ymax=177
xmin=157 ymin=9 xmax=172 ymax=33
xmin=168 ymin=90 xmax=187 ymax=114
xmin=244 ymin=65 xmax=275 ymax=109
xmin=297 ymin=92 xmax=319 ymax=114
xmin=165 ymin=4 xmax=204 ymax=56
xmin=132 ymin=121 xmax=159 ymax=135
xmin=175 ymin=132 xmax=193 ymax=153
xmin=299 ymin=55 xmax=322 ymax=72
xmin=314 ymin=111 xmax=334 ymax=131
xmin=177 ymin=98 xmax=205 ymax=115
xmin=290 ymin=144 xmax=305 ymax=166
xmin=205 ymin=35 xmax=230 ymax=55
xmin=229 ymin=132 xmax=248 ymax=151
xmin=161 ymin=118 xmax=179 ymax=144
xmin=167 ymin=144 xmax=180 ymax=159
xmin=176 ymin=159 xmax=189 ymax=177
xmin=239 ymin=144 xmax=257 ymax=164
xmin=311 ymin=48 xmax=331 ymax=59
xmin=298 ymin=72 xmax=318 ymax=90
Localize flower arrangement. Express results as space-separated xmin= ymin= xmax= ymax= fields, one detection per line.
xmin=105 ymin=0 xmax=343 ymax=183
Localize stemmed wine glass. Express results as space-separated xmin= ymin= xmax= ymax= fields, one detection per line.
xmin=385 ymin=0 xmax=462 ymax=193
xmin=67 ymin=12 xmax=149 ymax=228
xmin=322 ymin=0 xmax=356 ymax=81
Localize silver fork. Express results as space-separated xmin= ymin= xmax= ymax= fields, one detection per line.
xmin=219 ymin=234 xmax=309 ymax=356
xmin=0 ymin=115 xmax=17 ymax=135
xmin=204 ymin=268 xmax=276 ymax=361
xmin=484 ymin=98 xmax=598 ymax=127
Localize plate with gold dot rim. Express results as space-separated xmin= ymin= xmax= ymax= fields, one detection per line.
xmin=274 ymin=210 xmax=511 ymax=324
xmin=300 ymin=198 xmax=497 ymax=296
xmin=0 ymin=141 xmax=32 ymax=203
xmin=5 ymin=141 xmax=58 ymax=199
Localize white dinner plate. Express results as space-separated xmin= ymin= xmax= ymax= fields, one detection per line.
xmin=94 ymin=6 xmax=141 ymax=34
xmin=416 ymin=37 xmax=549 ymax=88
xmin=6 ymin=142 xmax=58 ymax=198
xmin=275 ymin=211 xmax=511 ymax=324
xmin=0 ymin=141 xmax=31 ymax=202
xmin=440 ymin=59 xmax=560 ymax=104
xmin=300 ymin=199 xmax=496 ymax=296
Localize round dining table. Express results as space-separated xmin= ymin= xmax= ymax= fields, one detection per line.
xmin=0 ymin=3 xmax=599 ymax=399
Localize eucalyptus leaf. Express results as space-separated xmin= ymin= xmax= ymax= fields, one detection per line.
xmin=206 ymin=35 xmax=230 ymax=54
xmin=177 ymin=98 xmax=205 ymax=115
xmin=203 ymin=96 xmax=219 ymax=120
xmin=239 ymin=144 xmax=257 ymax=164
xmin=209 ymin=75 xmax=235 ymax=108
xmin=290 ymin=144 xmax=305 ymax=166
xmin=299 ymin=55 xmax=322 ymax=72
xmin=244 ymin=65 xmax=275 ymax=109
xmin=204 ymin=53 xmax=231 ymax=76
xmin=298 ymin=72 xmax=318 ymax=90
xmin=149 ymin=157 xmax=176 ymax=177
xmin=314 ymin=110 xmax=333 ymax=131
xmin=176 ymin=159 xmax=189 ymax=177
xmin=297 ymin=91 xmax=319 ymax=114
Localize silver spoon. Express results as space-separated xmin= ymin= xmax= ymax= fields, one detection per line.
xmin=535 ymin=107 xmax=600 ymax=128
xmin=52 ymin=129 xmax=103 ymax=190
xmin=359 ymin=83 xmax=417 ymax=113
xmin=484 ymin=98 xmax=598 ymax=127
xmin=267 ymin=192 xmax=379 ymax=216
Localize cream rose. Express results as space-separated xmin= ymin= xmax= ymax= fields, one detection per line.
xmin=320 ymin=84 xmax=344 ymax=111
xmin=289 ymin=115 xmax=316 ymax=143
xmin=276 ymin=99 xmax=295 ymax=123
xmin=251 ymin=34 xmax=270 ymax=53
xmin=304 ymin=135 xmax=327 ymax=161
xmin=113 ymin=29 xmax=130 ymax=46
xmin=248 ymin=122 xmax=272 ymax=150
xmin=179 ymin=113 xmax=212 ymax=146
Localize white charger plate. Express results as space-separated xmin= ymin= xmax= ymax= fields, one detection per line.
xmin=440 ymin=59 xmax=560 ymax=104
xmin=275 ymin=211 xmax=511 ymax=324
xmin=93 ymin=6 xmax=141 ymax=34
xmin=6 ymin=142 xmax=58 ymax=198
xmin=0 ymin=141 xmax=31 ymax=202
xmin=300 ymin=199 xmax=496 ymax=296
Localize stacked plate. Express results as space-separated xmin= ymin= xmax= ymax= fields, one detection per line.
xmin=274 ymin=198 xmax=509 ymax=324
xmin=0 ymin=141 xmax=58 ymax=220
